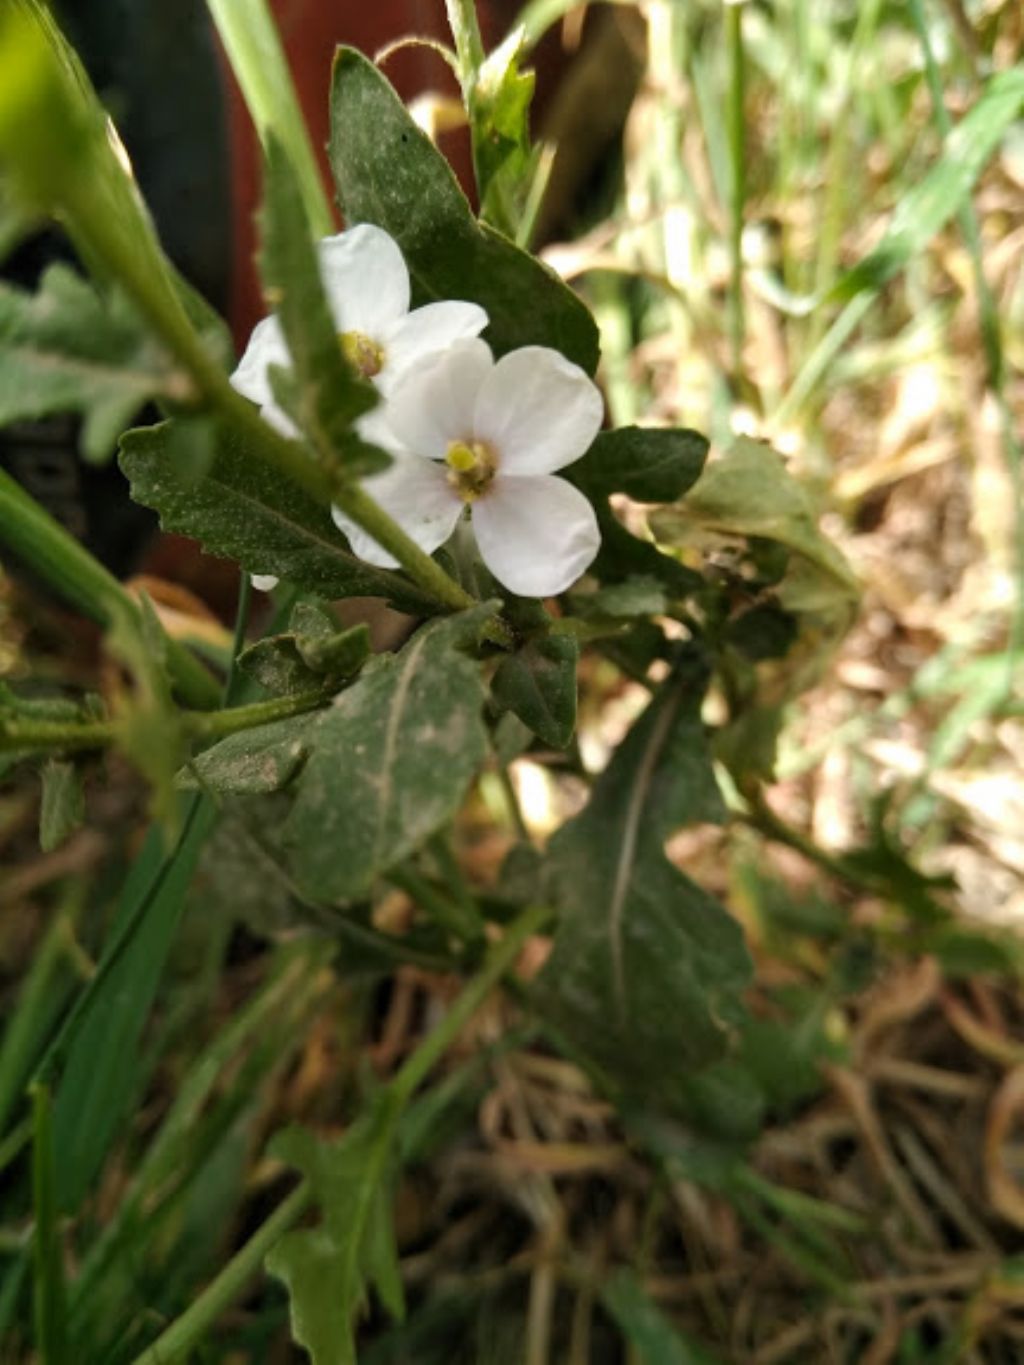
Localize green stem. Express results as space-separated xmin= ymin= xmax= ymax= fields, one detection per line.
xmin=332 ymin=482 xmax=478 ymax=615
xmin=129 ymin=901 xmax=550 ymax=1365
xmin=445 ymin=0 xmax=487 ymax=97
xmin=387 ymin=864 xmax=483 ymax=946
xmin=204 ymin=0 xmax=335 ymax=239
xmin=389 ymin=901 xmax=550 ymax=1105
xmin=0 ymin=470 xmax=219 ymax=710
xmin=129 ymin=1180 xmax=312 ymax=1365
xmin=725 ymin=0 xmax=746 ymax=378
xmin=908 ymin=0 xmax=1024 ymax=678
xmin=445 ymin=0 xmax=488 ymax=197
xmin=0 ymin=688 xmax=330 ymax=757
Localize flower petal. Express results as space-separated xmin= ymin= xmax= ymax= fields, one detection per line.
xmin=317 ymin=225 xmax=410 ymax=336
xmin=331 ymin=457 xmax=462 ymax=569
xmin=382 ymin=338 xmax=494 ymax=462
xmin=250 ymin=574 xmax=279 ymax=593
xmin=474 ymin=346 xmax=603 ymax=475
xmin=230 ymin=314 xmax=289 ymax=406
xmin=381 ymin=301 xmax=488 ymax=392
xmin=471 ymin=474 xmax=600 ymax=597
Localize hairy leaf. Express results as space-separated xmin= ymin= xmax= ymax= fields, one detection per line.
xmin=284 ymin=608 xmax=492 ymax=902
xmin=38 ymin=759 xmax=84 ymax=853
xmin=119 ymin=419 xmax=435 ymax=614
xmin=474 ymin=28 xmax=536 ymax=233
xmin=491 ymin=633 xmax=578 ymax=748
xmin=536 ymin=653 xmax=751 ymax=1111
xmin=566 ymin=426 xmax=709 ymax=593
xmin=0 ymin=266 xmax=187 ymax=461
xmin=328 ymin=46 xmax=598 ymax=374
xmin=568 ymin=426 xmax=709 ymax=503
xmin=184 ymin=713 xmax=316 ymax=795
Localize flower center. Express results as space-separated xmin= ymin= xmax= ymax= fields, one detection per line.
xmin=445 ymin=439 xmax=497 ymax=502
xmin=339 ymin=330 xmax=385 ymax=379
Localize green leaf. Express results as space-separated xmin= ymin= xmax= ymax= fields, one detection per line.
xmin=576 ymin=576 xmax=669 ymax=619
xmin=238 ymin=637 xmax=323 ymax=696
xmin=259 ymin=139 xmax=386 ymax=478
xmin=284 ymin=609 xmax=491 ymax=903
xmin=474 ymin=28 xmax=536 ymax=233
xmin=491 ymin=633 xmax=578 ymax=748
xmin=568 ymin=426 xmax=709 ymax=503
xmin=38 ymin=759 xmax=84 ymax=853
xmin=119 ymin=419 xmax=436 ymax=615
xmin=206 ymin=0 xmax=335 ymax=240
xmin=51 ymin=795 xmax=217 ymax=1211
xmin=831 ymin=66 xmax=1024 ymax=303
xmin=536 ymin=653 xmax=751 ymax=1112
xmin=239 ymin=618 xmax=370 ymax=696
xmin=651 ymin=437 xmax=859 ymax=697
xmin=601 ymin=1270 xmax=724 ymax=1365
xmin=0 ymin=266 xmax=188 ymax=462
xmin=328 ymin=46 xmax=599 ymax=374
xmin=267 ymin=1103 xmax=403 ymax=1365
xmin=293 ymin=619 xmax=371 ymax=679
xmin=184 ymin=712 xmax=315 ymax=795
xmin=565 ymin=427 xmax=709 ymax=594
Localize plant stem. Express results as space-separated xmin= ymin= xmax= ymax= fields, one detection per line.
xmin=129 ymin=1179 xmax=312 ymax=1365
xmin=725 ymin=0 xmax=746 ymax=378
xmin=387 ymin=864 xmax=484 ymax=946
xmin=332 ymin=482 xmax=478 ymax=615
xmin=908 ymin=0 xmax=1024 ymax=681
xmin=128 ymin=900 xmax=550 ymax=1365
xmin=0 ymin=688 xmax=330 ymax=757
xmin=389 ymin=901 xmax=550 ymax=1104
xmin=0 ymin=470 xmax=220 ymax=710
xmin=204 ymin=0 xmax=335 ymax=239
xmin=445 ymin=0 xmax=487 ymax=100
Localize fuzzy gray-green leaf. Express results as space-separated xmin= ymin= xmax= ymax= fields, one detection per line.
xmin=119 ymin=419 xmax=434 ymax=614
xmin=284 ymin=611 xmax=489 ymax=903
xmin=0 ymin=266 xmax=187 ymax=462
xmin=536 ymin=655 xmax=751 ymax=1111
xmin=328 ymin=46 xmax=598 ymax=374
xmin=39 ymin=759 xmax=83 ymax=852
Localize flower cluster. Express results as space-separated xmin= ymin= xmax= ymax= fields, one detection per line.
xmin=232 ymin=225 xmax=602 ymax=599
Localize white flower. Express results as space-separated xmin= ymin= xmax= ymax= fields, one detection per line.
xmin=331 ymin=339 xmax=603 ymax=598
xmin=231 ymin=225 xmax=486 ymax=593
xmin=230 ymin=224 xmax=488 ymax=438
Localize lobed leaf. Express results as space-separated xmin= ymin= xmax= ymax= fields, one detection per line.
xmin=266 ymin=1104 xmax=403 ymax=1365
xmin=328 ymin=46 xmax=599 ymax=374
xmin=0 ymin=266 xmax=188 ymax=462
xmin=536 ymin=652 xmax=751 ymax=1113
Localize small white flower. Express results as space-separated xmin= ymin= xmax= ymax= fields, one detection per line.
xmin=250 ymin=574 xmax=279 ymax=593
xmin=230 ymin=224 xmax=488 ymax=437
xmin=331 ymin=339 xmax=603 ymax=598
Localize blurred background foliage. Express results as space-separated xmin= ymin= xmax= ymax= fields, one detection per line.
xmin=1 ymin=0 xmax=1024 ymax=1361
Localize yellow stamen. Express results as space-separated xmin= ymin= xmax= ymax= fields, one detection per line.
xmin=445 ymin=439 xmax=496 ymax=502
xmin=340 ymin=330 xmax=384 ymax=379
